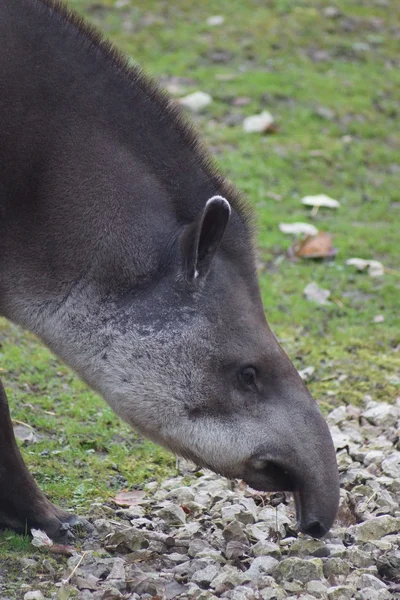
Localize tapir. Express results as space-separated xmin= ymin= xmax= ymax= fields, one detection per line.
xmin=0 ymin=0 xmax=340 ymax=541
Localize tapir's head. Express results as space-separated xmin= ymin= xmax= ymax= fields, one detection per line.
xmin=81 ymin=196 xmax=339 ymax=538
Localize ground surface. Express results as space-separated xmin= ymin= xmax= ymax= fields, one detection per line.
xmin=0 ymin=0 xmax=399 ymax=596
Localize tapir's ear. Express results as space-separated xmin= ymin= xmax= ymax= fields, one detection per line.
xmin=182 ymin=196 xmax=231 ymax=281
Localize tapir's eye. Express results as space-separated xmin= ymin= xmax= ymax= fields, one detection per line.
xmin=238 ymin=366 xmax=258 ymax=390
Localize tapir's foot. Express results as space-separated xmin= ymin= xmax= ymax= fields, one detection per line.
xmin=0 ymin=502 xmax=92 ymax=542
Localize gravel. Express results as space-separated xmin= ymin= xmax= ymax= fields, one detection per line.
xmin=2 ymin=395 xmax=400 ymax=599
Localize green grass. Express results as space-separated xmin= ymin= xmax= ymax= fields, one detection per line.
xmin=1 ymin=0 xmax=399 ymax=576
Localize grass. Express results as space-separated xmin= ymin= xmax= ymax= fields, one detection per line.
xmin=1 ymin=0 xmax=399 ymax=586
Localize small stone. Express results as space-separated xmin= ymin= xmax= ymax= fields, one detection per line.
xmin=304 ymin=281 xmax=331 ymax=305
xmin=78 ymin=591 xmax=95 ymax=600
xmin=325 ymin=543 xmax=347 ymax=557
xmin=381 ymin=453 xmax=400 ymax=478
xmin=358 ymin=574 xmax=388 ymax=590
xmin=349 ymin=516 xmax=400 ymax=542
xmin=166 ymin=487 xmax=195 ymax=503
xmin=221 ymin=504 xmax=242 ymax=520
xmin=247 ymin=556 xmax=279 ymax=578
xmin=42 ymin=558 xmax=56 ymax=575
xmin=211 ymin=565 xmax=250 ymax=592
xmin=324 ymin=6 xmax=341 ymax=18
xmin=225 ymin=540 xmax=248 ymax=559
xmin=197 ymin=549 xmax=225 ymax=563
xmin=222 ymin=520 xmax=248 ymax=545
xmin=186 ymin=583 xmax=217 ymax=599
xmin=166 ymin=552 xmax=189 ymax=563
xmin=252 ymin=540 xmax=281 ymax=558
xmin=75 ymin=574 xmax=100 ymax=591
xmin=356 ymin=589 xmax=391 ymax=600
xmin=283 ymin=580 xmax=303 ymax=592
xmin=243 ymin=111 xmax=275 ymax=134
xmin=306 ymin=580 xmax=328 ymax=597
xmin=289 ymin=539 xmax=327 ymax=558
xmin=106 ymin=527 xmax=148 ymax=552
xmin=107 ymin=558 xmax=125 ymax=581
xmin=315 ymin=106 xmax=335 ymax=120
xmin=323 ymin=557 xmax=350 ymax=578
xmin=206 ymin=15 xmax=224 ymax=27
xmin=164 ymin=581 xmax=189 ymax=600
xmin=373 ymin=314 xmax=385 ymax=323
xmin=179 ymin=92 xmax=212 ymax=113
xmin=13 ymin=424 xmax=40 ymax=444
xmin=275 ymin=557 xmax=324 ymax=583
xmin=346 ymin=548 xmax=374 ymax=568
xmin=156 ymin=502 xmax=187 ymax=525
xmin=20 ymin=558 xmax=38 ymax=569
xmin=327 ymin=406 xmax=347 ymax=425
xmin=370 ymin=539 xmax=394 ymax=551
xmin=229 ymin=586 xmax=256 ymax=600
xmin=188 ymin=538 xmax=210 ymax=557
xmin=363 ymin=403 xmax=397 ymax=427
xmin=24 ymin=593 xmax=44 ymax=600
xmin=363 ymin=451 xmax=385 ymax=467
xmin=377 ymin=549 xmax=400 ymax=581
xmin=191 ymin=564 xmax=220 ymax=587
xmin=327 ymin=586 xmax=354 ymax=600
xmin=257 ymin=506 xmax=291 ymax=536
xmin=260 ymin=589 xmax=286 ymax=600
xmin=101 ymin=587 xmax=123 ymax=599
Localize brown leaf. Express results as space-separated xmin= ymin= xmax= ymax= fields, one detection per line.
xmin=49 ymin=544 xmax=75 ymax=556
xmin=232 ymin=96 xmax=251 ymax=106
xmin=113 ymin=490 xmax=146 ymax=507
xmin=180 ymin=504 xmax=192 ymax=515
xmin=293 ymin=231 xmax=337 ymax=259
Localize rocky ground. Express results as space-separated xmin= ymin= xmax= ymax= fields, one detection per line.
xmin=1 ymin=396 xmax=400 ymax=600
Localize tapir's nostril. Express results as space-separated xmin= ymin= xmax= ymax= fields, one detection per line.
xmin=302 ymin=520 xmax=327 ymax=539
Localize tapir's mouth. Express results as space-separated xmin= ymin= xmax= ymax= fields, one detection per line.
xmin=242 ymin=456 xmax=332 ymax=539
xmin=242 ymin=459 xmax=297 ymax=493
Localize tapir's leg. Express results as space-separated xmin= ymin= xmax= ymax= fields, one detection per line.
xmin=0 ymin=378 xmax=79 ymax=540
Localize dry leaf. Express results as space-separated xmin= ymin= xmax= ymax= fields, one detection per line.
xmin=301 ymin=194 xmax=340 ymax=208
xmin=50 ymin=544 xmax=75 ymax=556
xmin=279 ymin=222 xmax=318 ymax=236
xmin=179 ymin=91 xmax=212 ymax=112
xmin=304 ymin=282 xmax=331 ymax=305
xmin=113 ymin=490 xmax=147 ymax=507
xmin=232 ymin=96 xmax=251 ymax=107
xmin=243 ymin=111 xmax=276 ymax=133
xmin=294 ymin=231 xmax=337 ymax=259
xmin=346 ymin=258 xmax=384 ymax=277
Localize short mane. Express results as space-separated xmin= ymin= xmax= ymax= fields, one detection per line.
xmin=32 ymin=0 xmax=253 ymax=229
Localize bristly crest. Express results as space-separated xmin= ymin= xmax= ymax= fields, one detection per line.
xmin=32 ymin=0 xmax=254 ymax=232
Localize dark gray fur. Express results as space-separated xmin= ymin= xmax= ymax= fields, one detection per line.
xmin=0 ymin=0 xmax=339 ymax=540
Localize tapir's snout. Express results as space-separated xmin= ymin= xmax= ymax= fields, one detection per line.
xmin=242 ymin=403 xmax=340 ymax=539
